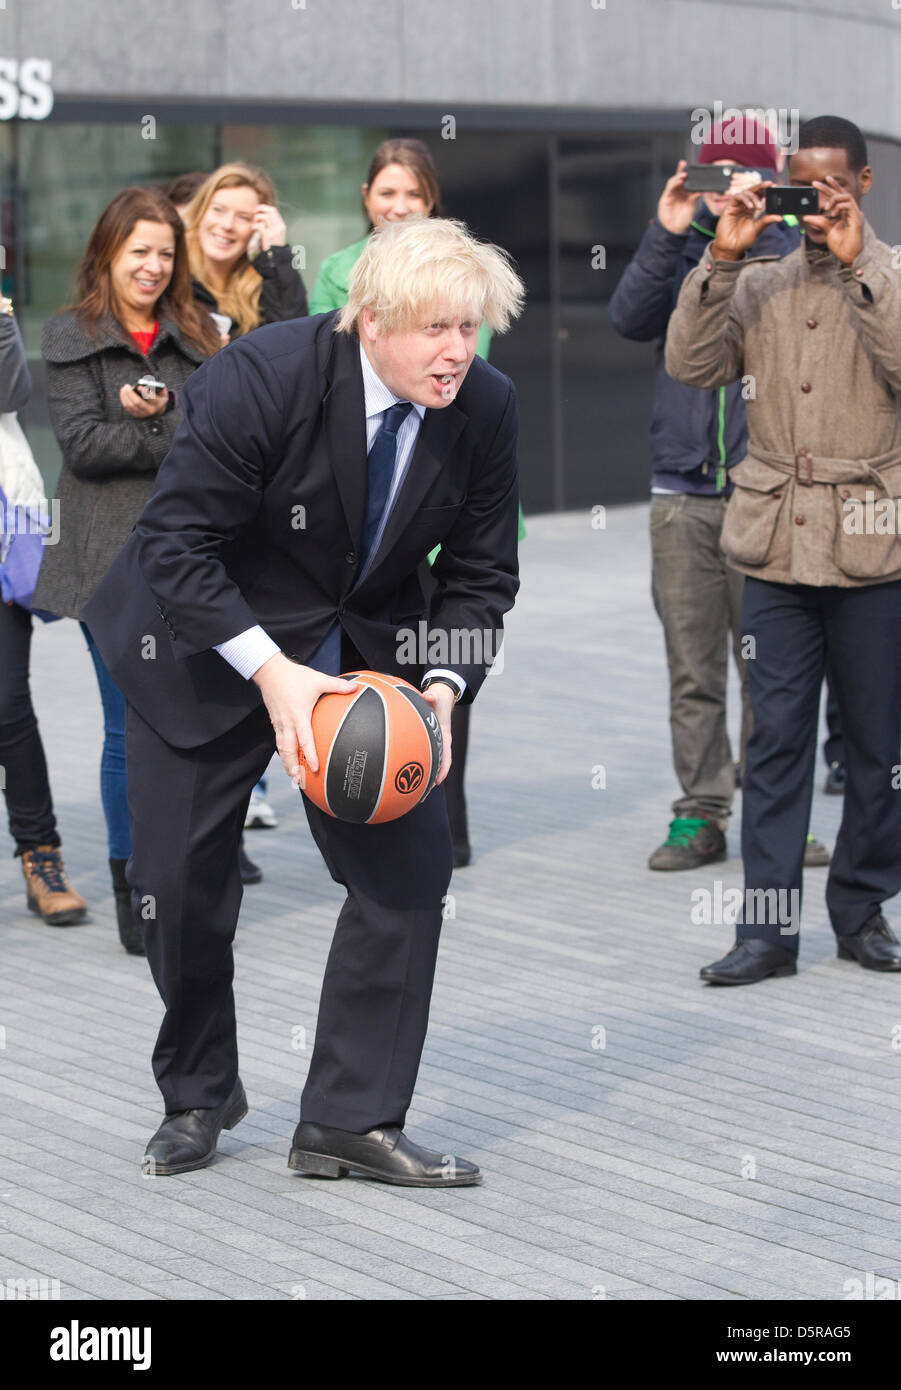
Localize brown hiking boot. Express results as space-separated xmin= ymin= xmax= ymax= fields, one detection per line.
xmin=21 ymin=846 xmax=88 ymax=926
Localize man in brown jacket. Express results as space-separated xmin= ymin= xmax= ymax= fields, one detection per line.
xmin=666 ymin=115 xmax=901 ymax=985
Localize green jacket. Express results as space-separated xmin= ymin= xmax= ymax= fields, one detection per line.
xmin=310 ymin=235 xmax=525 ymax=550
xmin=309 ymin=236 xmax=366 ymax=315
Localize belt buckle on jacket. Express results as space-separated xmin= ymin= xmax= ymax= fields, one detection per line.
xmin=794 ymin=450 xmax=813 ymax=486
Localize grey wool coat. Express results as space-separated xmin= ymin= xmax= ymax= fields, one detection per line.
xmin=665 ymin=219 xmax=901 ymax=588
xmin=33 ymin=309 xmax=209 ymax=619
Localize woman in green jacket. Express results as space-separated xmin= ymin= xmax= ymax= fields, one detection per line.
xmin=311 ymin=137 xmax=524 ymax=867
xmin=312 ymin=136 xmax=486 ymax=358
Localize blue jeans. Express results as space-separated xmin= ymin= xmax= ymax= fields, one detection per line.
xmin=81 ymin=621 xmax=131 ymax=859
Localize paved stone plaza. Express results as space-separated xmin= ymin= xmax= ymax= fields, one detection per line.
xmin=1 ymin=504 xmax=899 ymax=1300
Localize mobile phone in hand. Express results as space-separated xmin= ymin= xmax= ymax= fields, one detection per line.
xmin=764 ymin=186 xmax=818 ymax=218
xmin=133 ymin=374 xmax=167 ymax=401
xmin=682 ymin=165 xmax=771 ymax=193
xmin=683 ymin=164 xmax=738 ymax=193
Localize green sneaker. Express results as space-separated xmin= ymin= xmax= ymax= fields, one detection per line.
xmin=648 ymin=817 xmax=727 ymax=871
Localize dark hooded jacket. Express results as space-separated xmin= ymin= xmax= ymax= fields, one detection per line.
xmin=192 ymin=243 xmax=308 ymax=336
xmin=608 ymin=204 xmax=800 ymax=493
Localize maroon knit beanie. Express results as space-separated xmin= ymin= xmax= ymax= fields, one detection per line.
xmin=698 ymin=116 xmax=780 ymax=171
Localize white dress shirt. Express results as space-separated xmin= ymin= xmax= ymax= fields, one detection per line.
xmin=214 ymin=342 xmax=465 ymax=696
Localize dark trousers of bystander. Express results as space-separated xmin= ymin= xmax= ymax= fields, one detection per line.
xmin=0 ymin=598 xmax=60 ymax=856
xmin=738 ymin=576 xmax=901 ymax=949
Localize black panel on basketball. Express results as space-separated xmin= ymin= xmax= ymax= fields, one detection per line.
xmin=325 ymin=686 xmax=387 ymax=823
xmin=397 ymin=686 xmax=443 ymax=794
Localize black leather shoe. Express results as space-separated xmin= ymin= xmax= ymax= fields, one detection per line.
xmin=109 ymin=857 xmax=145 ymax=956
xmin=142 ymin=1078 xmax=248 ymax=1175
xmin=288 ymin=1122 xmax=481 ymax=1187
xmin=837 ymin=913 xmax=901 ymax=971
xmin=452 ymin=841 xmax=471 ymax=869
xmin=700 ymin=938 xmax=797 ymax=986
xmin=238 ymin=839 xmax=262 ymax=885
xmin=824 ymin=762 xmax=846 ymax=796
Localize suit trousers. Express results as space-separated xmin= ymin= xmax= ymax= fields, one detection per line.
xmin=738 ymin=577 xmax=901 ymax=948
xmin=124 ymin=697 xmax=453 ymax=1132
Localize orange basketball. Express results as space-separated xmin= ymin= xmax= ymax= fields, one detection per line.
xmin=298 ymin=670 xmax=443 ymax=823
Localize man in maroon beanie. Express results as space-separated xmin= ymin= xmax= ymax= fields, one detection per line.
xmin=609 ymin=116 xmax=826 ymax=874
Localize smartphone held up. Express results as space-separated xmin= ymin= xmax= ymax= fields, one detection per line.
xmin=763 ymin=186 xmax=818 ymax=218
xmin=682 ymin=164 xmax=768 ymax=193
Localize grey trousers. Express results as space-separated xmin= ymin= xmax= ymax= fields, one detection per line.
xmin=650 ymin=493 xmax=751 ymax=825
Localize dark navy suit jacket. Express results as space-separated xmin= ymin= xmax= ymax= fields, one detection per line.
xmin=83 ymin=312 xmax=520 ymax=749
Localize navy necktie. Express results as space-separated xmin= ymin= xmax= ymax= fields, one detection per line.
xmin=359 ymin=401 xmax=413 ymax=570
xmin=307 ymin=399 xmax=413 ymax=677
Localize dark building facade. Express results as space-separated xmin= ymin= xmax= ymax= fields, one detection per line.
xmin=3 ymin=2 xmax=901 ymax=511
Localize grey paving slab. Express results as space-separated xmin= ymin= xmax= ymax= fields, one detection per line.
xmin=1 ymin=505 xmax=899 ymax=1301
xmin=133 ymin=1281 xmax=231 ymax=1301
xmin=430 ymin=1292 xmax=492 ymax=1299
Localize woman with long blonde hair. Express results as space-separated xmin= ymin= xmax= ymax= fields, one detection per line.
xmin=184 ymin=162 xmax=308 ymax=338
xmin=183 ymin=163 xmax=309 ymax=879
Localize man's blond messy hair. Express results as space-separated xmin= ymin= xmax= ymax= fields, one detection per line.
xmin=335 ymin=216 xmax=525 ymax=336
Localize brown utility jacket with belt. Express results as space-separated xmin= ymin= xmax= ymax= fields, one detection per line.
xmin=664 ymin=219 xmax=901 ymax=587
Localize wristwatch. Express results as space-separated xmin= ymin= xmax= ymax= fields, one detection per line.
xmin=1 ymin=296 xmax=13 ymax=317
xmin=421 ymin=675 xmax=462 ymax=703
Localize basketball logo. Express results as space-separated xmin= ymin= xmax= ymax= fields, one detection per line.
xmin=395 ymin=761 xmax=424 ymax=794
